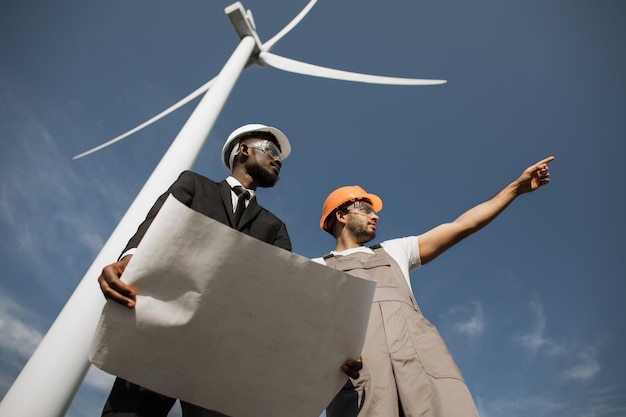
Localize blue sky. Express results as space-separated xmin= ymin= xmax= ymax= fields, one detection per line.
xmin=1 ymin=0 xmax=625 ymax=416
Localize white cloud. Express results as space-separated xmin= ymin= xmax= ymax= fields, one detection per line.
xmin=0 ymin=291 xmax=115 ymax=410
xmin=563 ymin=349 xmax=601 ymax=382
xmin=517 ymin=296 xmax=559 ymax=353
xmin=0 ymin=294 xmax=43 ymax=359
xmin=452 ymin=301 xmax=485 ymax=337
xmin=479 ymin=387 xmax=626 ymax=417
xmin=485 ymin=394 xmax=566 ymax=416
xmin=515 ymin=297 xmax=602 ymax=386
xmin=0 ymin=101 xmax=123 ymax=283
xmin=575 ymin=386 xmax=626 ymax=417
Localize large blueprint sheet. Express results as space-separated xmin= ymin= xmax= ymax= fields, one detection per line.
xmin=89 ymin=195 xmax=375 ymax=417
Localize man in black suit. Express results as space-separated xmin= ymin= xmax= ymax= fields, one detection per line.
xmin=96 ymin=124 xmax=358 ymax=417
xmin=99 ymin=124 xmax=292 ymax=309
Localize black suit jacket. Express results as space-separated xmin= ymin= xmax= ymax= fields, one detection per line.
xmin=123 ymin=170 xmax=292 ymax=254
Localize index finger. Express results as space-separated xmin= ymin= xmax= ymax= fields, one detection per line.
xmin=537 ymin=155 xmax=555 ymax=166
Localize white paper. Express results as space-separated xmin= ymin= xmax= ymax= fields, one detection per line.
xmin=89 ymin=195 xmax=375 ymax=417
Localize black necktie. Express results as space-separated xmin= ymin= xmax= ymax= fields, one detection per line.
xmin=233 ymin=186 xmax=250 ymax=226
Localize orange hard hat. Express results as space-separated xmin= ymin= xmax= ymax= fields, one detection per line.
xmin=320 ymin=185 xmax=383 ymax=232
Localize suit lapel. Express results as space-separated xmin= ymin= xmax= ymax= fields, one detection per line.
xmin=219 ymin=180 xmax=260 ymax=230
xmin=238 ymin=197 xmax=261 ymax=230
xmin=218 ymin=181 xmax=237 ymax=227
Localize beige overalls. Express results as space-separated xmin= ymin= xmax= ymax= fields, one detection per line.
xmin=325 ymin=246 xmax=479 ymax=417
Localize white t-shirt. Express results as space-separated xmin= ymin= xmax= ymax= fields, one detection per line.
xmin=311 ymin=236 xmax=422 ymax=290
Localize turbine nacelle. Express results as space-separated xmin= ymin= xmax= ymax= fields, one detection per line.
xmin=226 ymin=2 xmax=263 ymax=58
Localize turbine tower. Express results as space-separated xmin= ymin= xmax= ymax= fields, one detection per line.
xmin=0 ymin=2 xmax=445 ymax=416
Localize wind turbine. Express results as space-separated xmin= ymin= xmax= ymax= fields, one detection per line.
xmin=73 ymin=1 xmax=445 ymax=160
xmin=0 ymin=2 xmax=445 ymax=416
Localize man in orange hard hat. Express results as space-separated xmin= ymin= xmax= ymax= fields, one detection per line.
xmin=314 ymin=156 xmax=554 ymax=417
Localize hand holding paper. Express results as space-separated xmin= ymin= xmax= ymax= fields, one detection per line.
xmin=97 ymin=254 xmax=136 ymax=308
xmin=89 ymin=195 xmax=375 ymax=417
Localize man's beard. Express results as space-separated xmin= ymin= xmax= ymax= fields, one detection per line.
xmin=346 ymin=215 xmax=376 ymax=244
xmin=248 ymin=162 xmax=280 ymax=188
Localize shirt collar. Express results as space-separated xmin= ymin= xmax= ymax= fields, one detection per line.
xmin=330 ymin=246 xmax=374 ymax=257
xmin=226 ymin=176 xmax=255 ymax=199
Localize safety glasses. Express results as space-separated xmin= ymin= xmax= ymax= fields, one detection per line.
xmin=246 ymin=140 xmax=282 ymax=161
xmin=343 ymin=201 xmax=377 ymax=216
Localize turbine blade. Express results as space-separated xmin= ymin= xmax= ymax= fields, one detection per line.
xmin=260 ymin=51 xmax=446 ymax=85
xmin=72 ymin=77 xmax=216 ymax=160
xmin=262 ymin=0 xmax=318 ymax=52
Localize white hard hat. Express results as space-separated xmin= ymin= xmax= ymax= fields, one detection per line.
xmin=221 ymin=124 xmax=291 ymax=170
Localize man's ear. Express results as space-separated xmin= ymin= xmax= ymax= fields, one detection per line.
xmin=329 ymin=210 xmax=347 ymax=237
xmin=335 ymin=210 xmax=348 ymax=226
xmin=239 ymin=143 xmax=250 ymax=157
xmin=235 ymin=143 xmax=250 ymax=166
